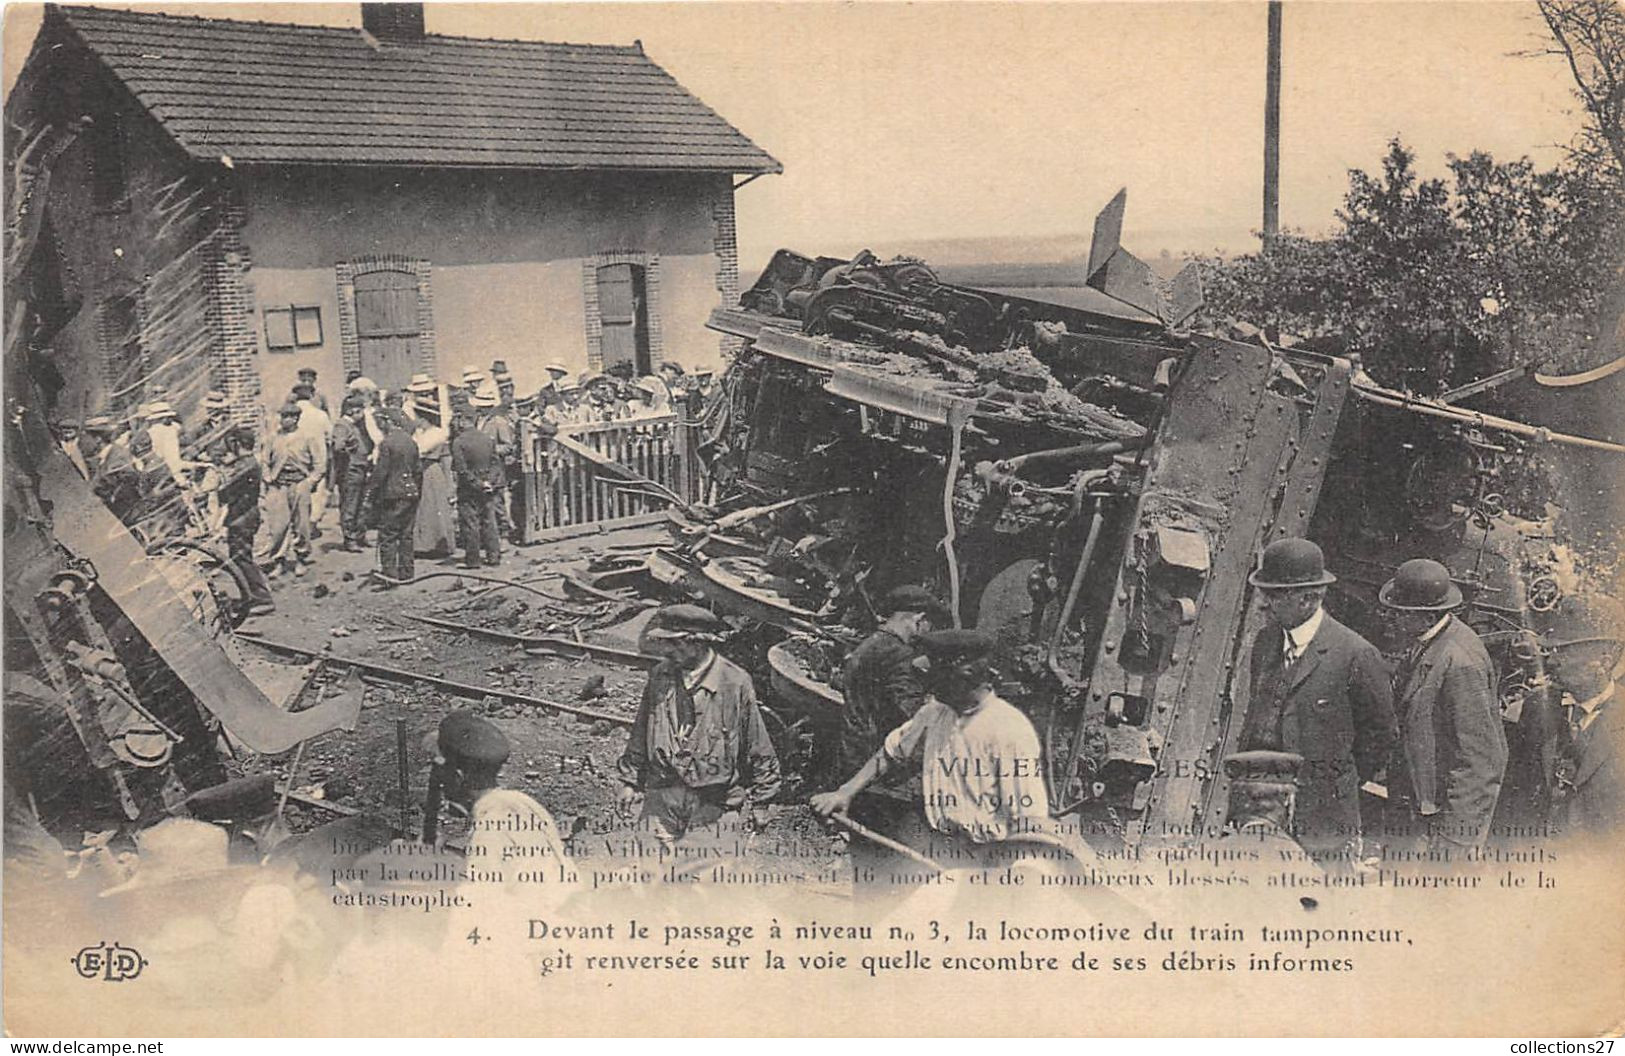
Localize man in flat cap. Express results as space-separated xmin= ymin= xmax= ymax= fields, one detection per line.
xmin=813 ymin=629 xmax=1050 ymax=854
xmin=1239 ymin=537 xmax=1395 ymax=863
xmin=1540 ymin=594 xmax=1625 ymax=838
xmin=1382 ymin=557 xmax=1506 ymax=848
xmin=617 ymin=605 xmax=781 ymax=845
xmin=425 ymin=710 xmax=570 ymax=880
xmin=295 ymin=366 xmax=330 ymax=414
xmin=263 ymin=402 xmax=325 ymax=577
xmin=838 ymin=586 xmax=946 ymax=779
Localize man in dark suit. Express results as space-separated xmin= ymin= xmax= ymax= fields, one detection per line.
xmin=1382 ymin=558 xmax=1507 ymax=849
xmin=367 ymin=409 xmax=421 ymax=584
xmin=1239 ymin=537 xmax=1396 ymax=862
xmin=1541 ymin=594 xmax=1624 ymax=841
xmin=452 ymin=393 xmax=504 ymax=569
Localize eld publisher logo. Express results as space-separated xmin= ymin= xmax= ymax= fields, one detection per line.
xmin=71 ymin=941 xmax=147 ymax=982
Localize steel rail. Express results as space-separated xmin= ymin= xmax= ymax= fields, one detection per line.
xmin=233 ymin=631 xmax=635 ymax=727
xmin=406 ymin=614 xmax=658 ymax=667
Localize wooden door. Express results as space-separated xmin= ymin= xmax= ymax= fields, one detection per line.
xmin=354 ymin=268 xmax=421 ymax=392
xmin=596 ymin=263 xmax=650 ymax=376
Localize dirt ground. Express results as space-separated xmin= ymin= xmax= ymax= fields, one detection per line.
xmin=230 ymin=511 xmax=847 ymax=883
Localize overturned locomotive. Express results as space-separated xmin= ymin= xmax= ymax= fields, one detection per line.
xmin=671 ymin=194 xmax=1622 ymax=849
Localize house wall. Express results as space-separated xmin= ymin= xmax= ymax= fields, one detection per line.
xmin=235 ymin=167 xmax=739 ymax=409
xmin=14 ymin=20 xmax=241 ymax=428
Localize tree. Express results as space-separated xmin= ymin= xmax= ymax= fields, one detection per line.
xmin=1537 ymin=0 xmax=1625 ymax=176
xmin=1535 ymin=0 xmax=1625 ymax=352
xmin=1200 ymin=138 xmax=1622 ymax=392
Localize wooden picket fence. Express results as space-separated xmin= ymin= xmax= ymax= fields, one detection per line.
xmin=517 ymin=413 xmax=699 ymax=542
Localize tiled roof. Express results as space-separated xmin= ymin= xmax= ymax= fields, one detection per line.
xmin=55 ymin=4 xmax=781 ymax=173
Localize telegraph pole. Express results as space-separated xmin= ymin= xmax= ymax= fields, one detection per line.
xmin=1263 ymin=0 xmax=1282 ymax=244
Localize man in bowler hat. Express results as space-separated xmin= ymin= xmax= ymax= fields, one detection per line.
xmin=1238 ymin=537 xmax=1396 ymax=862
xmin=1382 ymin=557 xmax=1506 ymax=848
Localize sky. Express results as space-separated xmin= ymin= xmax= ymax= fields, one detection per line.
xmin=1 ymin=1 xmax=1589 ymax=269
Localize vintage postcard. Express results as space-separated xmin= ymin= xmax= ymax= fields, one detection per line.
xmin=3 ymin=0 xmax=1622 ymax=1038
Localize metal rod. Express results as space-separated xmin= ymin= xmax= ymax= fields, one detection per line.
xmin=1439 ymin=364 xmax=1530 ymax=403
xmin=275 ymin=739 xmax=307 ymax=823
xmin=997 ymin=435 xmax=1152 ymax=475
xmin=395 ymin=718 xmax=411 ymax=837
xmin=234 ymin=632 xmax=635 ymax=727
xmin=1263 ymin=0 xmax=1282 ymax=242
xmin=829 ymin=812 xmax=945 ymax=874
xmin=1351 ymin=384 xmax=1625 ymax=454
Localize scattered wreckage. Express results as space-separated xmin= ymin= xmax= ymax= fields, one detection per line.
xmin=613 ymin=191 xmax=1625 ymax=847
xmin=7 ymin=189 xmax=1621 ymax=884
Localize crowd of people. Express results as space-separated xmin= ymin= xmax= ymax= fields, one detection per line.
xmin=48 ymin=356 xmax=718 ymax=615
xmin=446 ymin=537 xmax=1625 ymax=885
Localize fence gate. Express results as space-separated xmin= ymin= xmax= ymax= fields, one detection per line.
xmin=517 ymin=414 xmax=698 ymax=542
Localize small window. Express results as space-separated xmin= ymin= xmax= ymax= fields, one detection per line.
xmin=293 ymin=305 xmax=323 ymax=346
xmin=264 ymin=305 xmax=323 ymax=351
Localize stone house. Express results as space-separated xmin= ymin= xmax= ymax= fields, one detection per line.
xmin=6 ymin=3 xmax=778 ymax=421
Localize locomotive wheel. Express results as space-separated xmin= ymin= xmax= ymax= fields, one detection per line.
xmin=147 ymin=539 xmax=251 ymax=633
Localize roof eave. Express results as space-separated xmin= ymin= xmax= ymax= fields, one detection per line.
xmin=205 ymin=156 xmax=782 ymax=176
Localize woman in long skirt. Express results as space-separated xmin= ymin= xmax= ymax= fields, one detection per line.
xmin=412 ymin=399 xmax=458 ymax=557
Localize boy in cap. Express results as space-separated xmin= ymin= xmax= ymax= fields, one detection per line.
xmin=813 ymin=629 xmax=1050 ymax=854
xmin=1382 ymin=557 xmax=1506 ymax=848
xmin=1238 ymin=537 xmax=1394 ymax=862
xmin=424 ymin=710 xmax=570 ymax=876
xmin=618 ymin=605 xmax=781 ymax=845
